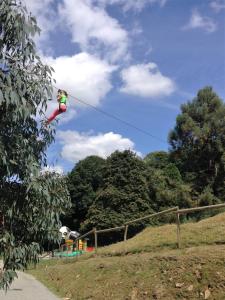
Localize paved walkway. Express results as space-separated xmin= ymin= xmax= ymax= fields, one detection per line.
xmin=0 ymin=269 xmax=61 ymax=300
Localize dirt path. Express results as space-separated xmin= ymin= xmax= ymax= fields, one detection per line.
xmin=0 ymin=269 xmax=61 ymax=300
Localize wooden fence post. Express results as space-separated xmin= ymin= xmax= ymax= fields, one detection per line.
xmin=124 ymin=225 xmax=128 ymax=241
xmin=93 ymin=227 xmax=98 ymax=254
xmin=76 ymin=240 xmax=79 ymax=260
xmin=176 ymin=211 xmax=181 ymax=249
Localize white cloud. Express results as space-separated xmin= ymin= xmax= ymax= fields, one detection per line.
xmin=96 ymin=0 xmax=167 ymax=11
xmin=57 ymin=130 xmax=140 ymax=162
xmin=130 ymin=21 xmax=143 ymax=36
xmin=45 ymin=52 xmax=116 ymax=109
xmin=41 ymin=165 xmax=64 ymax=175
xmin=183 ymin=9 xmax=217 ymax=33
xmin=23 ymin=0 xmax=56 ymax=51
xmin=23 ymin=0 xmax=53 ymax=14
xmin=210 ymin=0 xmax=225 ymax=12
xmin=58 ymin=108 xmax=77 ymax=125
xmin=58 ymin=0 xmax=129 ymax=62
xmin=120 ymin=63 xmax=176 ymax=98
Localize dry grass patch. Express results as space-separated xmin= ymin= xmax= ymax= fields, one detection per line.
xmin=27 ymin=212 xmax=225 ymax=299
xmin=97 ymin=212 xmax=225 ymax=256
xmin=29 ymin=245 xmax=225 ymax=300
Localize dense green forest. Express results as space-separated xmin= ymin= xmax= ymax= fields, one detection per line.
xmin=64 ymin=87 xmax=225 ymax=242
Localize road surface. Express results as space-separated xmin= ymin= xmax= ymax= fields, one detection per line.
xmin=0 ymin=266 xmax=61 ymax=300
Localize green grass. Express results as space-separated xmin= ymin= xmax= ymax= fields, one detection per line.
xmin=96 ymin=211 xmax=225 ymax=256
xmin=28 ymin=212 xmax=225 ymax=300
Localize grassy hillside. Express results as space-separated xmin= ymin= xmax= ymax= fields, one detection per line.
xmin=28 ymin=212 xmax=225 ymax=300
xmin=97 ymin=210 xmax=225 ymax=256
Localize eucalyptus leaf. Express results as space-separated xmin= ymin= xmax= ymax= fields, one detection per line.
xmin=0 ymin=0 xmax=71 ymax=291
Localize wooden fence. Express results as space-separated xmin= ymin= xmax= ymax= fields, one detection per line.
xmin=176 ymin=203 xmax=225 ymax=248
xmin=66 ymin=202 xmax=225 ymax=255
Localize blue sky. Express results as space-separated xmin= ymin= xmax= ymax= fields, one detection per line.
xmin=24 ymin=0 xmax=225 ymax=174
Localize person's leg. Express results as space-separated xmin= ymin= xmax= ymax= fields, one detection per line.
xmin=59 ymin=103 xmax=67 ymax=113
xmin=47 ymin=104 xmax=67 ymax=124
xmin=47 ymin=108 xmax=60 ymax=124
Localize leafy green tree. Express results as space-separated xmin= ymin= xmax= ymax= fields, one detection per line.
xmin=0 ymin=1 xmax=71 ymax=289
xmin=82 ymin=150 xmax=154 ymax=241
xmin=169 ymin=87 xmax=225 ymax=201
xmin=146 ymin=164 xmax=192 ymax=213
xmin=144 ymin=151 xmax=170 ymax=169
xmin=65 ymin=156 xmax=106 ymax=230
xmin=144 ymin=151 xmax=192 ymax=213
xmin=198 ymin=186 xmax=220 ymax=207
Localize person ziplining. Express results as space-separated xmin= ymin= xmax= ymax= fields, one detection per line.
xmin=46 ymin=89 xmax=68 ymax=125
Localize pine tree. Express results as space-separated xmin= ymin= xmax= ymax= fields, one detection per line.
xmin=169 ymin=87 xmax=225 ymax=201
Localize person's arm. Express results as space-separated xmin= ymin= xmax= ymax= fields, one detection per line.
xmin=57 ymin=94 xmax=61 ymax=102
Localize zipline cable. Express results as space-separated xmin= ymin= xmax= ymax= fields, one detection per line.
xmin=53 ymin=85 xmax=168 ymax=145
xmin=0 ymin=69 xmax=168 ymax=145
